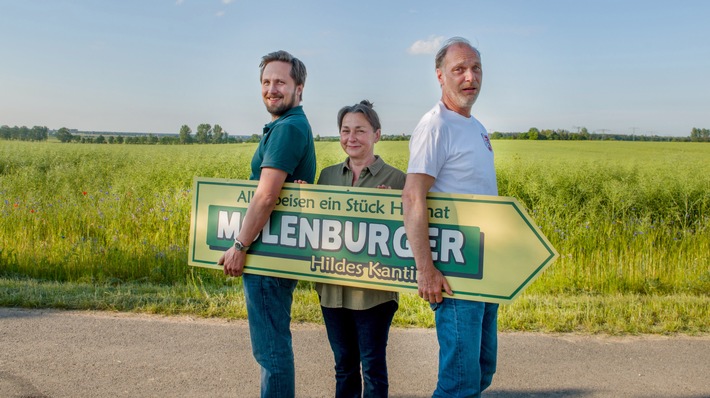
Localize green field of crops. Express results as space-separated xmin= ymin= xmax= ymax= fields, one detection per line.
xmin=1 ymin=140 xmax=708 ymax=334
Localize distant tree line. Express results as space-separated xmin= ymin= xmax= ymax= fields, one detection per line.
xmin=690 ymin=128 xmax=710 ymax=142
xmin=52 ymin=124 xmax=261 ymax=145
xmin=490 ymin=127 xmax=705 ymax=142
xmin=314 ymin=133 xmax=410 ymax=142
xmin=0 ymin=125 xmax=49 ymax=141
xmin=4 ymin=123 xmax=708 ymax=144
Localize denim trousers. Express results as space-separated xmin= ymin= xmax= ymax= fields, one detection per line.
xmin=431 ymin=299 xmax=499 ymax=398
xmin=321 ymin=300 xmax=399 ymax=398
xmin=243 ymin=274 xmax=298 ymax=398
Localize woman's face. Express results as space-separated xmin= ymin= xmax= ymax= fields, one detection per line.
xmin=339 ymin=112 xmax=380 ymax=161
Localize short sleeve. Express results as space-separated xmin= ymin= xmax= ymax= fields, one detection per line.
xmin=261 ymin=123 xmax=309 ymax=174
xmin=407 ymin=123 xmax=448 ymax=178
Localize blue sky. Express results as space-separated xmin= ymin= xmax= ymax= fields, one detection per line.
xmin=1 ymin=0 xmax=709 ymax=137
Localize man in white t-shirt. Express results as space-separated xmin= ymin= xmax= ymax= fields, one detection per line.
xmin=402 ymin=37 xmax=499 ymax=398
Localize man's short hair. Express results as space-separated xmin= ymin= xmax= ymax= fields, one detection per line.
xmin=259 ymin=50 xmax=307 ymax=87
xmin=434 ymin=37 xmax=481 ymax=70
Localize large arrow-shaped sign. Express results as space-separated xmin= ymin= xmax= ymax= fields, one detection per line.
xmin=188 ymin=177 xmax=558 ymax=304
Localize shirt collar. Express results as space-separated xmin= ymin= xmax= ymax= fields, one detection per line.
xmin=264 ymin=106 xmax=305 ymax=130
xmin=340 ymin=155 xmax=384 ymax=176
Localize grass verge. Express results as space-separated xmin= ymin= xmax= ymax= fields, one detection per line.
xmin=2 ymin=277 xmax=707 ymax=335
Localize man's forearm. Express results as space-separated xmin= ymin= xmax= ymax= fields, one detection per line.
xmin=236 ymin=168 xmax=288 ymax=246
xmin=237 ymin=190 xmax=278 ymax=246
xmin=403 ymin=195 xmax=436 ymax=271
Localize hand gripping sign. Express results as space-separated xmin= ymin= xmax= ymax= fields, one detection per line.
xmin=188 ymin=177 xmax=558 ymax=304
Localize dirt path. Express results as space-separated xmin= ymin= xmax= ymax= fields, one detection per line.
xmin=1 ymin=308 xmax=708 ymax=397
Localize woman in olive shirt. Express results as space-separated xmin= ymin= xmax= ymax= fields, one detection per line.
xmin=317 ymin=100 xmax=405 ymax=398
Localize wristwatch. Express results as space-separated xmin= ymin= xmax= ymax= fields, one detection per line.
xmin=233 ymin=238 xmax=250 ymax=252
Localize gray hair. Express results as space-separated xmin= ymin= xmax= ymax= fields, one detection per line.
xmin=337 ymin=100 xmax=381 ymax=132
xmin=434 ymin=37 xmax=481 ymax=69
xmin=259 ymin=50 xmax=307 ymax=90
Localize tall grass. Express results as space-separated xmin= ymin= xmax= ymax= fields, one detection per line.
xmin=1 ymin=140 xmax=708 ymax=332
xmin=494 ymin=141 xmax=709 ymax=295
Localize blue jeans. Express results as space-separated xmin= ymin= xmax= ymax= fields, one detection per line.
xmin=321 ymin=300 xmax=398 ymax=398
xmin=243 ymin=274 xmax=298 ymax=398
xmin=431 ymin=299 xmax=499 ymax=398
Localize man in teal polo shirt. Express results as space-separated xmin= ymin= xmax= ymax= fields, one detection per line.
xmin=218 ymin=50 xmax=316 ymax=398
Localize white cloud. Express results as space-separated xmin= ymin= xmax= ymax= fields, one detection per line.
xmin=408 ymin=36 xmax=444 ymax=55
xmin=215 ymin=10 xmax=226 ymax=17
xmin=175 ymin=0 xmax=184 ymax=5
xmin=222 ymin=0 xmax=235 ymax=4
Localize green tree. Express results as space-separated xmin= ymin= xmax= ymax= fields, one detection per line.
xmin=159 ymin=135 xmax=178 ymax=145
xmin=212 ymin=124 xmax=224 ymax=143
xmin=56 ymin=127 xmax=73 ymax=143
xmin=195 ymin=123 xmax=212 ymax=144
xmin=690 ymin=127 xmax=710 ymax=142
xmin=17 ymin=126 xmax=29 ymax=140
xmin=30 ymin=126 xmax=49 ymax=141
xmin=179 ymin=125 xmax=192 ymax=144
xmin=528 ymin=127 xmax=540 ymax=140
xmin=0 ymin=125 xmax=10 ymax=140
xmin=580 ymin=127 xmax=590 ymax=140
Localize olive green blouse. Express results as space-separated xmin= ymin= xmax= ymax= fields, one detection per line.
xmin=316 ymin=155 xmax=406 ymax=309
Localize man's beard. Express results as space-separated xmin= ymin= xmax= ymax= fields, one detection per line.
xmin=452 ymin=87 xmax=479 ymax=110
xmin=265 ymin=91 xmax=299 ymax=117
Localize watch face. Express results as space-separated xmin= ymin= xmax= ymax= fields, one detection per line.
xmin=234 ymin=240 xmax=248 ymax=251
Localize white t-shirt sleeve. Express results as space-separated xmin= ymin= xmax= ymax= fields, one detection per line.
xmin=407 ymin=123 xmax=448 ymax=178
